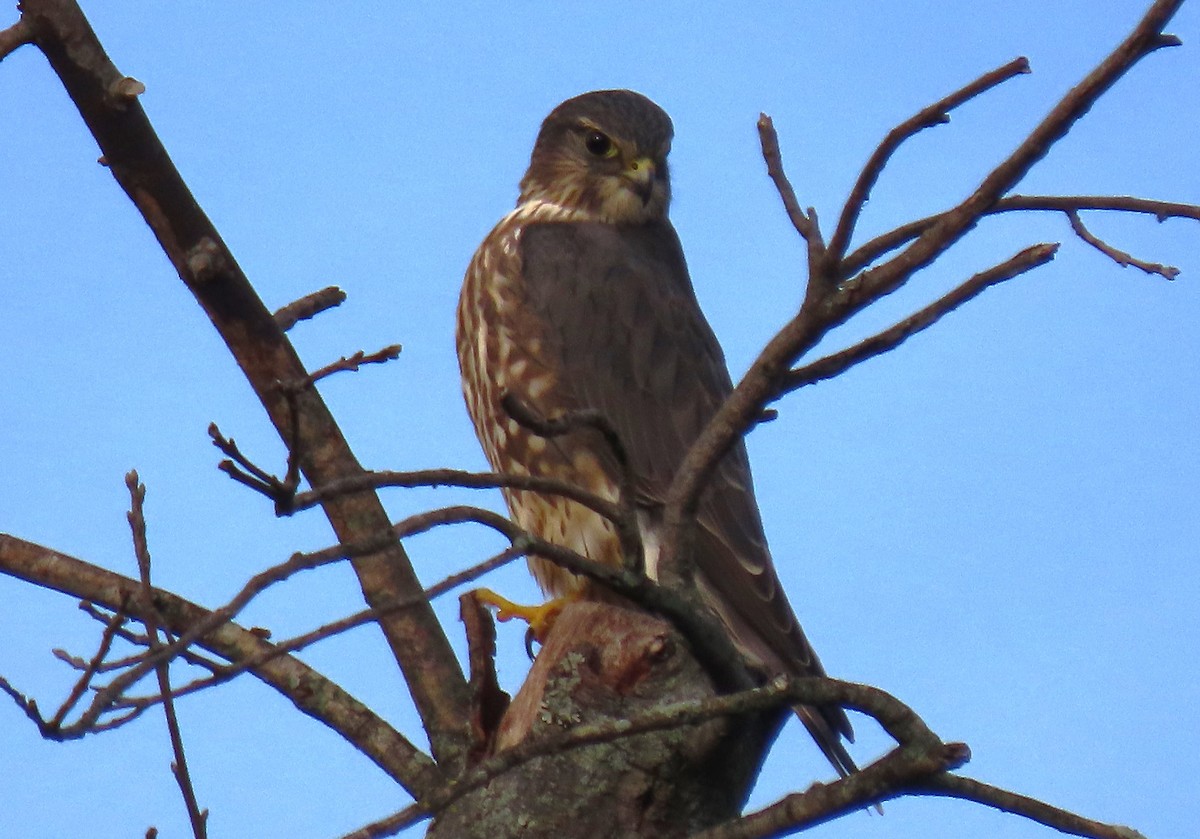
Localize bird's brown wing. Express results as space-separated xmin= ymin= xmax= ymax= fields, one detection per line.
xmin=519 ymin=220 xmax=854 ymax=774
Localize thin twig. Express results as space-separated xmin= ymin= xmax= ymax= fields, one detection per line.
xmin=209 ymin=421 xmax=304 ymax=515
xmin=1004 ymin=193 xmax=1200 ymax=222
xmin=0 ymin=534 xmax=437 ymax=795
xmin=916 ymin=775 xmax=1149 ymax=839
xmin=46 ymin=600 xmax=128 ymax=730
xmin=826 ymin=56 xmax=1031 ymax=269
xmin=126 ymin=473 xmax=208 ymax=839
xmin=109 ymin=544 xmax=530 ymax=717
xmin=294 ymin=468 xmax=625 ymax=526
xmin=305 ymin=344 xmax=403 ymax=385
xmin=1067 ymin=210 xmax=1179 ymax=278
xmin=782 ymin=243 xmax=1059 ymax=394
xmin=209 ymin=424 xmax=289 ymax=498
xmin=847 ymin=194 xmax=1199 ymax=275
xmin=273 ymin=286 xmax=346 ymax=331
xmin=756 ymin=114 xmax=820 ymax=247
xmin=500 ymin=392 xmax=644 ymax=571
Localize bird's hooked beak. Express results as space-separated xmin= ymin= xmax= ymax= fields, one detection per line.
xmin=624 ymin=156 xmax=657 ymax=205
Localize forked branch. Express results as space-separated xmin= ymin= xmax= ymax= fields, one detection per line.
xmin=660 ymin=0 xmax=1188 ymax=588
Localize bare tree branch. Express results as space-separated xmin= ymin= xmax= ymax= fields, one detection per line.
xmin=659 ymin=0 xmax=1186 ymax=590
xmin=826 ymin=56 xmax=1031 ymax=269
xmin=273 ymin=285 xmax=347 ymax=331
xmin=18 ymin=0 xmax=472 ymax=766
xmin=846 ymin=194 xmax=1199 ymax=274
xmin=0 ymin=534 xmax=439 ymax=797
xmin=756 ymin=114 xmax=822 ymax=251
xmin=295 ymin=468 xmax=626 ymax=525
xmin=0 ymin=18 xmax=31 ymax=59
xmin=916 ymin=775 xmax=1149 ymax=839
xmin=782 ymin=243 xmax=1060 ymax=393
xmin=304 ymin=344 xmax=403 ymax=385
xmin=126 ymin=473 xmax=209 ymax=839
xmin=1067 ymin=209 xmax=1180 ymax=278
xmin=844 ymin=0 xmax=1184 ymax=310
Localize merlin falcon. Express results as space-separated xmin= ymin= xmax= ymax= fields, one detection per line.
xmin=456 ymin=89 xmax=855 ymax=775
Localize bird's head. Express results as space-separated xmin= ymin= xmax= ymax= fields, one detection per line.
xmin=518 ymin=89 xmax=673 ymax=224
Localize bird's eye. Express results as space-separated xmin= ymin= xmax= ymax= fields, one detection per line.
xmin=584 ymin=130 xmax=615 ymax=158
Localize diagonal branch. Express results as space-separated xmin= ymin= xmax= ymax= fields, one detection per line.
xmin=825 ymin=56 xmax=1031 ymax=269
xmin=18 ymin=0 xmax=471 ymax=766
xmin=781 ymin=243 xmax=1059 ymax=393
xmin=1067 ymin=209 xmax=1179 ymax=278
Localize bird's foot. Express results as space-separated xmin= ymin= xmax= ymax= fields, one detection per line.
xmin=474 ymin=588 xmax=571 ymax=655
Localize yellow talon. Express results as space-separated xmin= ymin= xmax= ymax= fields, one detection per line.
xmin=474 ymin=587 xmax=572 ymax=645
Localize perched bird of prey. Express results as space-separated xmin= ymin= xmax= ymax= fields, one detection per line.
xmin=456 ymin=89 xmax=854 ymax=775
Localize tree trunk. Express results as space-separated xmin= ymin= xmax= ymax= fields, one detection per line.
xmin=430 ymin=601 xmax=784 ymax=838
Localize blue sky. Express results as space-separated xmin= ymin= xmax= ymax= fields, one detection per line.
xmin=1 ymin=2 xmax=1196 ymax=837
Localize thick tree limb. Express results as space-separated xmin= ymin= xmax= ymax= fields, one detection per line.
xmin=18 ymin=0 xmax=471 ymax=767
